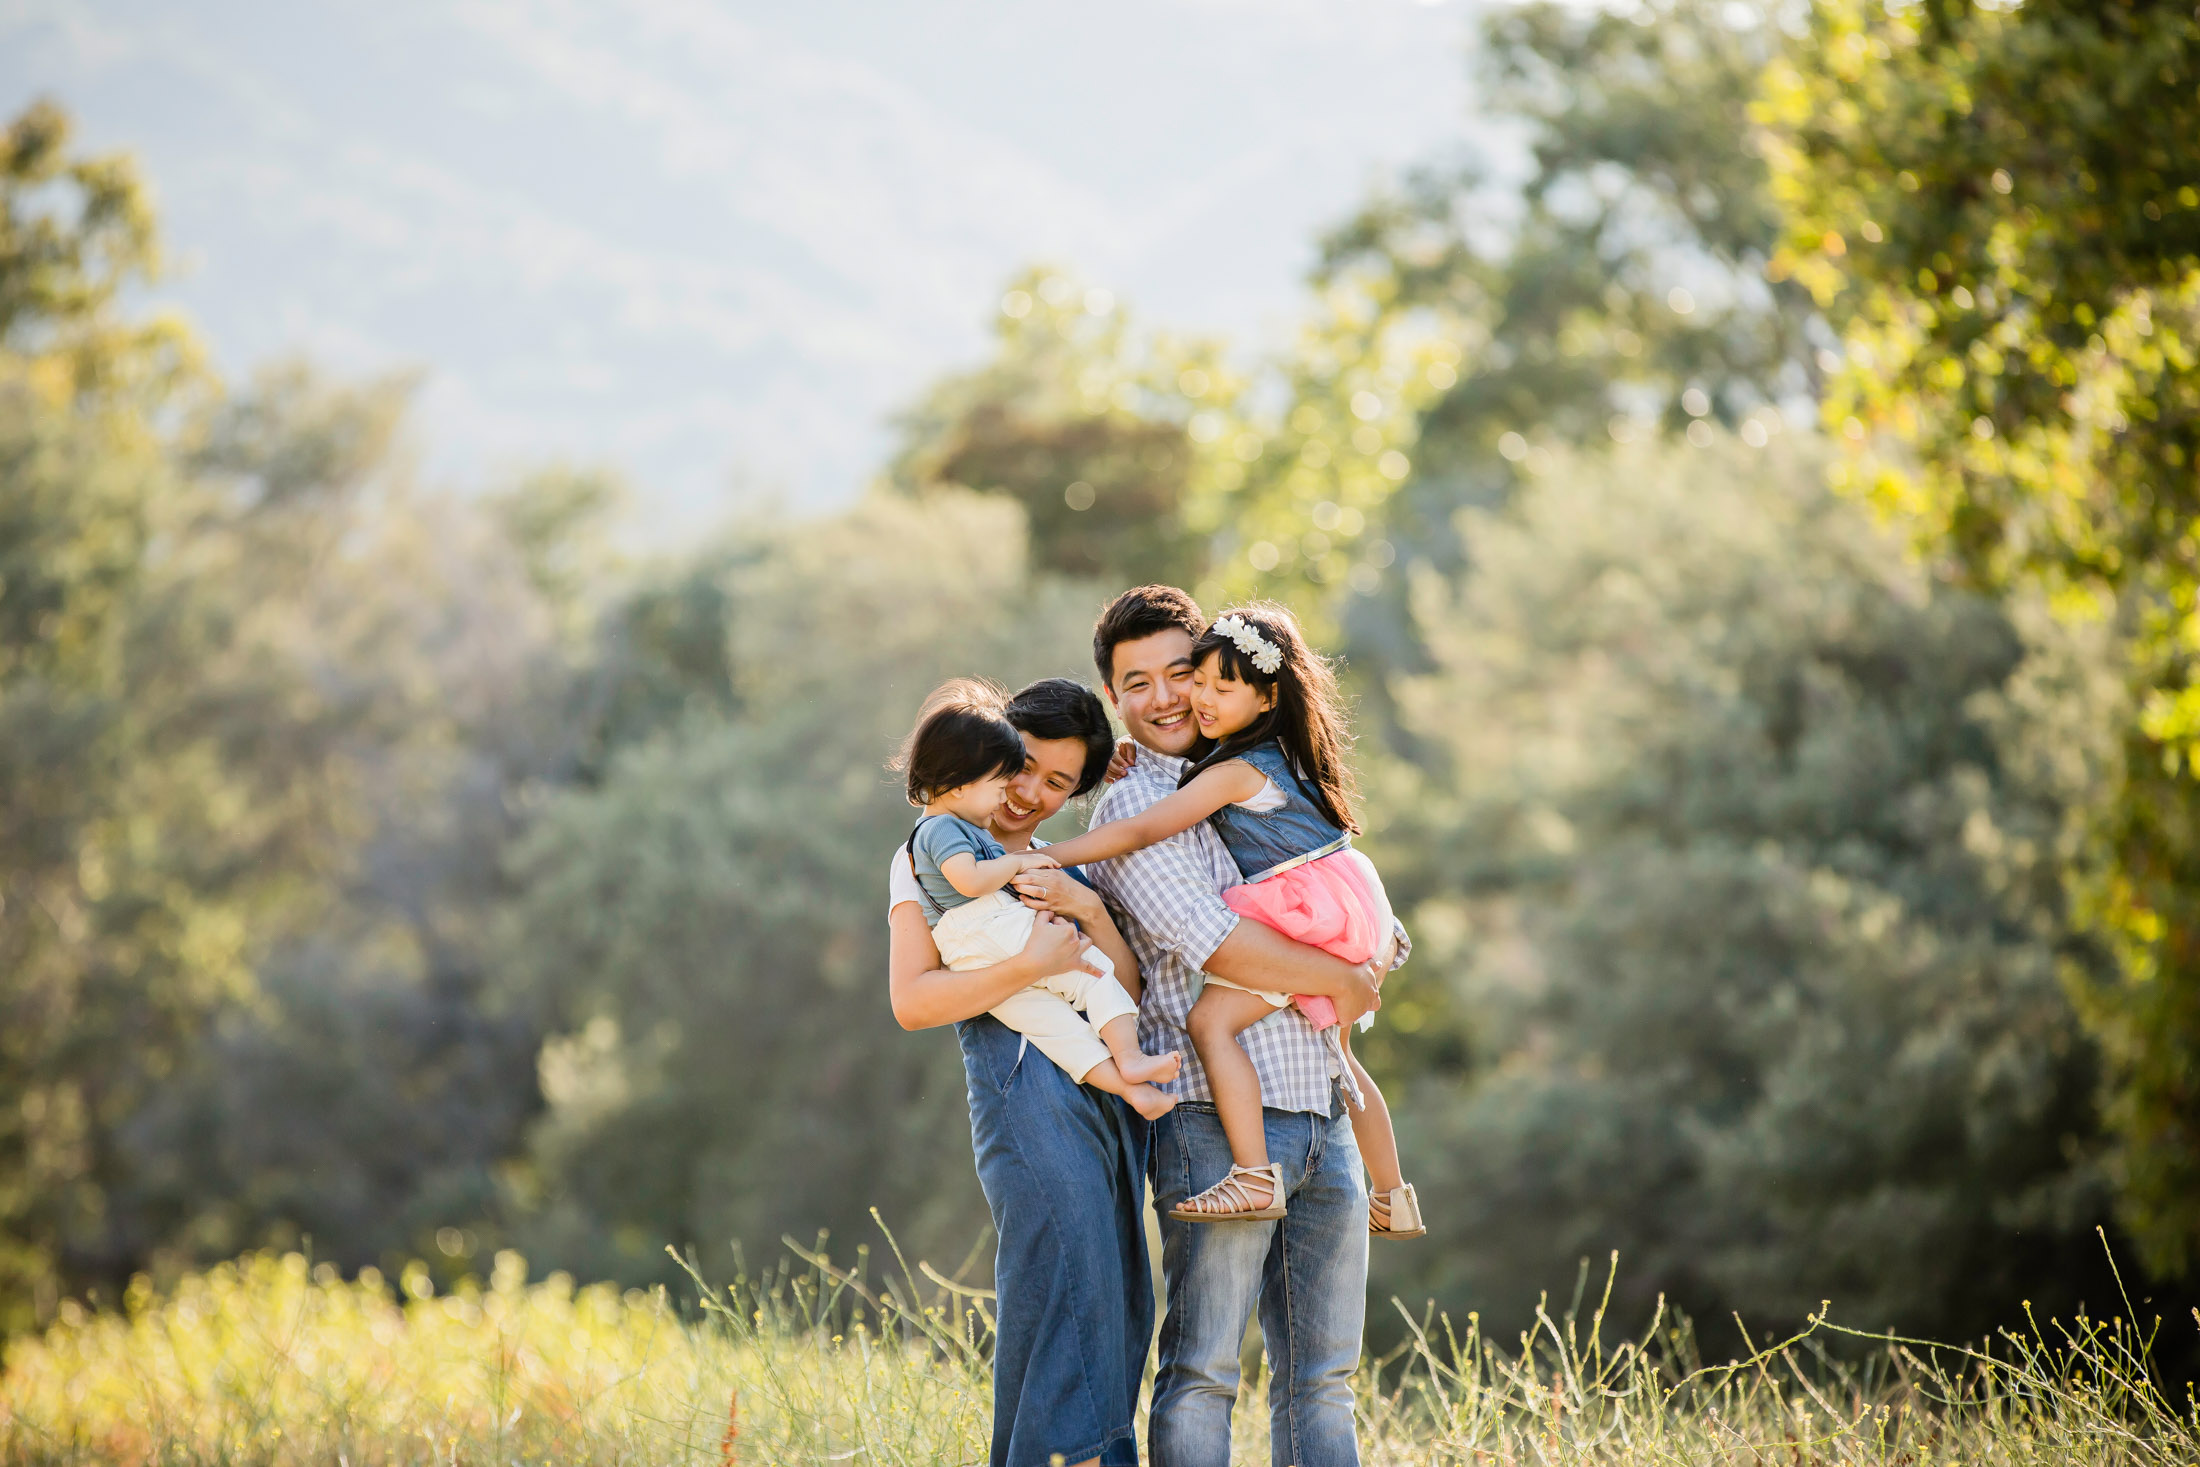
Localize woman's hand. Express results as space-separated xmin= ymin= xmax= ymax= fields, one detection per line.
xmin=1020 ymin=909 xmax=1103 ymax=978
xmin=1013 ymin=866 xmax=1104 ymax=926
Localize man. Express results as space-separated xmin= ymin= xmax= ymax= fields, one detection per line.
xmin=1084 ymin=585 xmax=1400 ymax=1467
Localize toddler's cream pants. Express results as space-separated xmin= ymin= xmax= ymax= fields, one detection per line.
xmin=933 ymin=890 xmax=1137 ymax=1082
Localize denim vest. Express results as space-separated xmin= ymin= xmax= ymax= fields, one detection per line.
xmin=1205 ymin=741 xmax=1350 ymax=884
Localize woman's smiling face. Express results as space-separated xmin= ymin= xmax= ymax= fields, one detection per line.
xmin=991 ymin=732 xmax=1088 ymax=847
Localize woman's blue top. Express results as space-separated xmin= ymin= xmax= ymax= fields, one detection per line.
xmin=1205 ymin=740 xmax=1350 ymax=883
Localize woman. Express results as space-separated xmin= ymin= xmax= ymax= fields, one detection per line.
xmin=888 ymin=677 xmax=1149 ymax=1467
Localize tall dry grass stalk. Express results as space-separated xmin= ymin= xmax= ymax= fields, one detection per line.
xmin=0 ymin=1219 xmax=2192 ymax=1465
xmin=1349 ymin=1239 xmax=2199 ymax=1466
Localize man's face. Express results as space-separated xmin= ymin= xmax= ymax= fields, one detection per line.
xmin=1107 ymin=628 xmax=1200 ymax=757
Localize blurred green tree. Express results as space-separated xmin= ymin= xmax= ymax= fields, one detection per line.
xmin=1318 ymin=0 xmax=1822 ymax=517
xmin=0 ymin=100 xmax=614 ymax=1308
xmin=1762 ymin=0 xmax=2200 ymax=1275
xmin=496 ymin=491 xmax=1107 ymax=1286
xmin=1274 ymin=0 xmax=1830 ymax=749
xmin=102 ymin=365 xmax=583 ymax=1287
xmin=891 ymin=265 xmax=1432 ymax=623
xmin=891 ymin=269 xmax=1211 ymax=591
xmin=1369 ymin=438 xmax=2121 ymax=1346
xmin=0 ymin=101 xmax=246 ymax=1325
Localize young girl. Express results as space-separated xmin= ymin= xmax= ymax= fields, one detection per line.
xmin=1039 ymin=608 xmax=1422 ymax=1237
xmin=892 ymin=678 xmax=1181 ymax=1120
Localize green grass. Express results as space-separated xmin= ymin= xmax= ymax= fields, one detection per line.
xmin=1 ymin=1220 xmax=2192 ymax=1465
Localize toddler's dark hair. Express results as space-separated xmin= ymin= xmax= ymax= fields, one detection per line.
xmin=1005 ymin=677 xmax=1115 ymax=795
xmin=892 ymin=678 xmax=1028 ymax=806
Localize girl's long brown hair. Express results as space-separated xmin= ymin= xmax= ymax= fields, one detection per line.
xmin=1178 ymin=602 xmax=1360 ymax=834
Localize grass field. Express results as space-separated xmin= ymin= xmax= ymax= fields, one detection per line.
xmin=0 ymin=1222 xmax=2192 ymax=1465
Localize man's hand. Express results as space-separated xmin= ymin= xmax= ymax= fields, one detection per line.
xmin=1017 ymin=910 xmax=1101 ymax=979
xmin=1371 ymin=935 xmax=1400 ymax=988
xmin=1206 ymin=920 xmax=1383 ymax=1021
xmin=1328 ymin=958 xmax=1383 ymax=1028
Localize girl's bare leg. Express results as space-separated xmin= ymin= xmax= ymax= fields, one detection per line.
xmin=1340 ymin=1030 xmax=1403 ymax=1193
xmin=1097 ymin=1013 xmax=1180 ymax=1086
xmin=1187 ymin=985 xmax=1284 ymax=1206
xmin=1081 ymin=1057 xmax=1177 ymax=1121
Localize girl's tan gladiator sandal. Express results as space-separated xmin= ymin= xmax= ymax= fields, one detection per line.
xmin=1369 ymin=1183 xmax=1425 ymax=1239
xmin=1169 ymin=1163 xmax=1287 ymax=1223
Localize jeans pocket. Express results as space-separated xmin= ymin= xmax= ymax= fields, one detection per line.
xmin=1154 ymin=1108 xmax=1227 ymax=1213
xmin=991 ymin=1034 xmax=1027 ymax=1094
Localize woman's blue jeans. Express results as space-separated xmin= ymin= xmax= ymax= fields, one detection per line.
xmin=959 ymin=1015 xmax=1151 ymax=1467
xmin=1148 ymin=1095 xmax=1368 ymax=1467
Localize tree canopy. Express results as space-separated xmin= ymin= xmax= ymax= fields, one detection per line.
xmin=1 ymin=0 xmax=2194 ymax=1360
xmin=1765 ymin=0 xmax=2200 ymax=1275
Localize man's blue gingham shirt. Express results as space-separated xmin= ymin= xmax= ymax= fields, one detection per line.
xmin=1087 ymin=749 xmax=1406 ymax=1114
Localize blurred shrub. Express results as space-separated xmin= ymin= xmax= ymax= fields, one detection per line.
xmin=1365 ymin=435 xmax=2124 ymax=1347
xmin=495 ymin=491 xmax=1110 ymax=1285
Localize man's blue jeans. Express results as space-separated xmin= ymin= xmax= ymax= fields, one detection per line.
xmin=1148 ymin=1094 xmax=1367 ymax=1467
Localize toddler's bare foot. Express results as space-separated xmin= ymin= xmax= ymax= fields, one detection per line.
xmin=1116 ymin=1048 xmax=1181 ymax=1085
xmin=1124 ymin=1083 xmax=1178 ymax=1121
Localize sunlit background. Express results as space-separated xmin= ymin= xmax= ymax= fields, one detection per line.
xmin=4 ymin=1 xmax=2199 ymax=1444
xmin=3 ymin=0 xmax=1480 ymax=527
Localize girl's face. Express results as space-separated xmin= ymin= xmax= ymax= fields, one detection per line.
xmin=938 ymin=772 xmax=1014 ymax=824
xmin=993 ymin=733 xmax=1087 ymax=846
xmin=1191 ymin=652 xmax=1275 ymax=741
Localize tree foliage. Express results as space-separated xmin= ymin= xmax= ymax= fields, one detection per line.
xmin=1369 ymin=438 xmax=2120 ymax=1345
xmin=894 ymin=264 xmax=1436 ymax=622
xmin=0 ymin=103 xmax=606 ymax=1318
xmin=496 ymin=492 xmax=1104 ymax=1283
xmin=1 ymin=6 xmax=2188 ymax=1362
xmin=1763 ymin=0 xmax=2200 ymax=1274
xmin=1319 ymin=1 xmax=1821 ymax=529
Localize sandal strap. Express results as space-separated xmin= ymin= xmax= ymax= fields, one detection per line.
xmin=1369 ymin=1183 xmax=1424 ymax=1236
xmin=1182 ymin=1164 xmax=1279 ymax=1215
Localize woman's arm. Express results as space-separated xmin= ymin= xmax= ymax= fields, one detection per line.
xmin=888 ymin=900 xmax=1097 ymax=1030
xmin=1040 ymin=761 xmax=1267 ymax=869
xmin=1011 ymin=868 xmax=1142 ymax=1004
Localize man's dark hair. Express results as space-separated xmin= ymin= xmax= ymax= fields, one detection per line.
xmin=1092 ymin=584 xmax=1205 ymax=690
xmin=1006 ymin=677 xmax=1115 ymax=795
xmin=891 ymin=678 xmax=1027 ymax=806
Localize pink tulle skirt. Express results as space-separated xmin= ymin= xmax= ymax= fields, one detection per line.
xmin=1222 ymin=846 xmax=1394 ymax=1031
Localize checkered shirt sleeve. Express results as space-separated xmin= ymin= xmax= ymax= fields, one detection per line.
xmin=1086 ymin=752 xmax=1345 ymax=1114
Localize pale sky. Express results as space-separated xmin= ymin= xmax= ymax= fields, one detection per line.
xmin=2 ymin=0 xmax=1485 ymax=534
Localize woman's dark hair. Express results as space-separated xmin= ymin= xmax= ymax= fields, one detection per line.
xmin=1179 ymin=602 xmax=1360 ymax=834
xmin=1092 ymin=584 xmax=1205 ymax=690
xmin=891 ymin=678 xmax=1028 ymax=806
xmin=1006 ymin=677 xmax=1115 ymax=796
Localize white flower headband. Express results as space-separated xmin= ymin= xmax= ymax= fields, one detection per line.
xmin=1212 ymin=614 xmax=1283 ymax=675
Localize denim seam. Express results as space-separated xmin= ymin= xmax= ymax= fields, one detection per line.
xmin=1151 ymin=1118 xmax=1193 ymax=1413
xmin=1041 ymin=1424 xmax=1129 ymax=1467
xmin=995 ymin=1076 xmax=1110 ymax=1461
xmin=1279 ymin=1113 xmax=1307 ymax=1467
